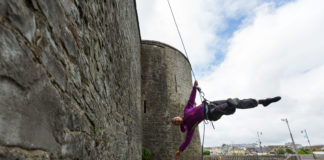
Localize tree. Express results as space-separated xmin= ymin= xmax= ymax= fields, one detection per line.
xmin=298 ymin=148 xmax=312 ymax=154
xmin=142 ymin=147 xmax=151 ymax=160
xmin=203 ymin=150 xmax=211 ymax=155
xmin=276 ymin=148 xmax=285 ymax=155
xmin=285 ymin=148 xmax=294 ymax=154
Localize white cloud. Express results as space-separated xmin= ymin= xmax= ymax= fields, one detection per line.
xmin=136 ymin=0 xmax=262 ymax=71
xmin=137 ymin=0 xmax=324 ymax=147
xmin=199 ymin=0 xmax=324 ymax=146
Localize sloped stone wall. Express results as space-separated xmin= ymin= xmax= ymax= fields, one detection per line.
xmin=0 ymin=0 xmax=141 ymax=159
xmin=141 ymin=40 xmax=202 ymax=160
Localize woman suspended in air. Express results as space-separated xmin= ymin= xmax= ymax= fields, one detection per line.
xmin=172 ymin=80 xmax=281 ymax=159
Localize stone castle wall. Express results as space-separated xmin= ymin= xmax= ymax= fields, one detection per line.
xmin=0 ymin=0 xmax=142 ymax=159
xmin=0 ymin=1 xmax=201 ymax=160
xmin=141 ymin=40 xmax=201 ymax=160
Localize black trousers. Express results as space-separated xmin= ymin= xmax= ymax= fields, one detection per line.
xmin=206 ymin=99 xmax=258 ymax=121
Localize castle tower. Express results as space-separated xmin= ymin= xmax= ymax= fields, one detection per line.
xmin=141 ymin=40 xmax=202 ymax=160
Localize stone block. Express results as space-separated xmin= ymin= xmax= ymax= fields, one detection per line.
xmin=0 ymin=25 xmax=62 ymax=152
xmin=0 ymin=0 xmax=36 ymax=42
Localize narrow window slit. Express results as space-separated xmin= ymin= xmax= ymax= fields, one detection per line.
xmin=144 ymin=100 xmax=147 ymax=113
xmin=175 ymin=75 xmax=177 ymax=93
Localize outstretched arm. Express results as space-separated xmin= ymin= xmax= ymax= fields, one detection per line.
xmin=175 ymin=129 xmax=195 ymax=158
xmin=185 ymin=81 xmax=198 ymax=109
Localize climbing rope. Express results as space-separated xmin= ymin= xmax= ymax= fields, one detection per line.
xmin=166 ymin=1 xmax=214 ymax=159
xmin=166 ymin=0 xmax=197 ymax=81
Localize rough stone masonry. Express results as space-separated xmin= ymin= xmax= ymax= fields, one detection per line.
xmin=0 ymin=0 xmax=201 ymax=159
xmin=0 ymin=0 xmax=141 ymax=159
xmin=141 ymin=41 xmax=202 ymax=160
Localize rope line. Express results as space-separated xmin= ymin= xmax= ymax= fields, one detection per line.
xmin=166 ymin=0 xmax=197 ymax=81
xmin=166 ymin=1 xmax=210 ymax=160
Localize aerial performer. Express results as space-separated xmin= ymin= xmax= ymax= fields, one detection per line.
xmin=172 ymin=80 xmax=281 ymax=159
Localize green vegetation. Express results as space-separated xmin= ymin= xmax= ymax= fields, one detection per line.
xmin=275 ymin=148 xmax=285 ymax=155
xmin=275 ymin=147 xmax=315 ymax=155
xmin=93 ymin=126 xmax=99 ymax=137
xmin=298 ymin=148 xmax=313 ymax=154
xmin=203 ymin=150 xmax=211 ymax=155
xmin=142 ymin=147 xmax=151 ymax=160
xmin=314 ymin=148 xmax=324 ymax=151
xmin=285 ymin=148 xmax=294 ymax=154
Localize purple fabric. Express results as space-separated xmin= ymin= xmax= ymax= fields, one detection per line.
xmin=179 ymin=86 xmax=205 ymax=152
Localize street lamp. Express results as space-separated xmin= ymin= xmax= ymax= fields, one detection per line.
xmin=281 ymin=118 xmax=300 ymax=160
xmin=301 ymin=129 xmax=316 ymax=159
xmin=257 ymin=131 xmax=263 ymax=154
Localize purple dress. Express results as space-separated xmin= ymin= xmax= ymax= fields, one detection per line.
xmin=179 ymin=86 xmax=205 ymax=152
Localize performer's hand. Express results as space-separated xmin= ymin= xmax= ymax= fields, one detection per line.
xmin=174 ymin=150 xmax=181 ymax=159
xmin=194 ymin=80 xmax=198 ymax=87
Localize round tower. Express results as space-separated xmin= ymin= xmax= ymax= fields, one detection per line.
xmin=141 ymin=40 xmax=201 ymax=160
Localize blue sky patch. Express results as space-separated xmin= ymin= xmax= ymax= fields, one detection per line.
xmin=219 ymin=15 xmax=246 ymax=39
xmin=208 ymin=0 xmax=297 ymax=68
xmin=264 ymin=0 xmax=296 ymax=8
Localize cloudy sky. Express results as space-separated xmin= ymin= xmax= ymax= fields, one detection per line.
xmin=136 ymin=0 xmax=324 ymax=147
